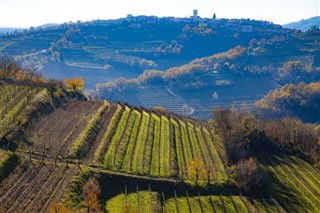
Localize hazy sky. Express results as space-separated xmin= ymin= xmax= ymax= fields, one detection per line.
xmin=0 ymin=0 xmax=319 ymax=28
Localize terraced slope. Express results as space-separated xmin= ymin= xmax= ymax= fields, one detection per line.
xmin=261 ymin=155 xmax=320 ymax=213
xmin=0 ymin=82 xmax=45 ymax=138
xmin=0 ymin=83 xmax=319 ymax=213
xmin=0 ymin=161 xmax=78 ymax=213
xmin=105 ymin=190 xmax=283 ymax=213
xmin=85 ymin=104 xmax=228 ymax=182
xmin=22 ymin=100 xmax=108 ymax=158
xmin=102 ymin=154 xmax=320 ymax=213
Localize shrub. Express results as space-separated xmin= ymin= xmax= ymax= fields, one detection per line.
xmin=0 ymin=152 xmax=20 ymax=183
xmin=233 ymin=158 xmax=268 ymax=194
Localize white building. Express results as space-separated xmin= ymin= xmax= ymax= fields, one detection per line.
xmin=193 ymin=9 xmax=198 ymax=21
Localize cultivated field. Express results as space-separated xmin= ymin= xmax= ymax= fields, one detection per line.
xmin=22 ymin=100 xmax=108 ymax=158
xmin=0 ymin=83 xmax=44 ymax=138
xmin=0 ymin=161 xmax=78 ymax=213
xmin=0 ymin=83 xmax=319 ymax=212
xmin=87 ymin=103 xmax=228 ymax=182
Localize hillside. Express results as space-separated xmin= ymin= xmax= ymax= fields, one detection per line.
xmin=255 ymin=82 xmax=320 ymax=123
xmin=1 ymin=17 xmax=293 ymax=90
xmin=0 ymin=82 xmax=319 ymax=212
xmin=95 ymin=31 xmax=320 ymax=119
xmin=2 ymin=17 xmax=319 ymax=120
xmin=283 ymin=16 xmax=320 ymax=31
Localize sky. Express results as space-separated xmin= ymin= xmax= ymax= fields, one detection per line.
xmin=0 ymin=0 xmax=319 ymax=28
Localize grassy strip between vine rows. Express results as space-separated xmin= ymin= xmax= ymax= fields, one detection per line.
xmin=69 ymin=102 xmax=108 ymax=158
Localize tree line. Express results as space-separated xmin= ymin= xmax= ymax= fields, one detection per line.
xmin=210 ymin=104 xmax=320 ymax=194
xmin=0 ymin=57 xmax=84 ymax=97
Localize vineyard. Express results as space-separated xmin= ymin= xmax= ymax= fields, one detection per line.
xmin=0 ymin=82 xmax=319 ymax=212
xmin=20 ymin=96 xmax=228 ymax=183
xmin=106 ymin=189 xmax=282 ymax=213
xmin=0 ymin=83 xmax=45 ymax=138
xmin=0 ymin=160 xmax=78 ymax=213
xmin=22 ymin=99 xmax=108 ymax=158
xmin=261 ymin=155 xmax=320 ymax=212
xmin=85 ymin=103 xmax=229 ymax=183
xmin=102 ymin=155 xmax=320 ymax=213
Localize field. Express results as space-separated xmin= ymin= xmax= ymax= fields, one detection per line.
xmin=105 ymin=190 xmax=282 ymax=213
xmin=0 ymin=160 xmax=78 ymax=213
xmin=0 ymin=83 xmax=319 ymax=212
xmin=9 ymin=90 xmax=228 ymax=184
xmin=83 ymin=103 xmax=229 ymax=183
xmin=260 ymin=155 xmax=320 ymax=212
xmin=0 ymin=82 xmax=45 ymax=139
xmin=112 ymin=72 xmax=280 ymax=119
xmin=100 ymin=154 xmax=320 ymax=213
xmin=22 ymin=100 xmax=107 ymax=158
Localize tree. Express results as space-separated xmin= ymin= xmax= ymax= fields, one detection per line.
xmin=47 ymin=201 xmax=73 ymax=213
xmin=53 ymin=51 xmax=61 ymax=61
xmin=83 ymin=178 xmax=102 ymax=213
xmin=233 ymin=158 xmax=268 ymax=194
xmin=123 ymin=203 xmax=139 ymax=213
xmin=65 ymin=77 xmax=84 ymax=91
xmin=213 ymin=13 xmax=216 ymax=19
xmin=187 ymin=157 xmax=206 ymax=185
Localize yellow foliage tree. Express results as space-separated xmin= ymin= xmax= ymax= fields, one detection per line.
xmin=123 ymin=203 xmax=139 ymax=213
xmin=46 ymin=201 xmax=74 ymax=213
xmin=83 ymin=178 xmax=102 ymax=213
xmin=187 ymin=157 xmax=206 ymax=185
xmin=65 ymin=77 xmax=84 ymax=91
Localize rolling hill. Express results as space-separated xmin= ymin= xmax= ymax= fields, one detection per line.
xmin=283 ymin=16 xmax=320 ymax=31
xmin=95 ymin=31 xmax=320 ymax=119
xmin=2 ymin=16 xmax=319 ymax=120
xmin=1 ymin=16 xmax=293 ymax=91
xmin=0 ymin=81 xmax=319 ymax=212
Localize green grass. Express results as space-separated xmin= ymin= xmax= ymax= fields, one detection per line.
xmin=93 ymin=104 xmax=123 ymax=163
xmin=264 ymin=155 xmax=320 ymax=212
xmin=202 ymin=128 xmax=228 ymax=182
xmin=165 ymin=195 xmax=252 ymax=213
xmin=171 ymin=118 xmax=185 ymax=178
xmin=188 ymin=195 xmax=204 ymax=212
xmin=105 ymin=190 xmax=160 ymax=213
xmin=231 ymin=196 xmax=249 ymax=213
xmin=150 ymin=114 xmax=161 ymax=176
xmin=251 ymin=199 xmax=269 ymax=213
xmin=195 ymin=127 xmax=210 ymax=166
xmin=121 ymin=110 xmax=142 ymax=171
xmin=66 ymin=169 xmax=93 ymax=207
xmin=0 ymin=86 xmax=43 ymax=138
xmin=293 ymin=157 xmax=320 ymax=183
xmin=211 ymin=195 xmax=225 ymax=212
xmin=142 ymin=115 xmax=155 ymax=175
xmin=159 ymin=116 xmax=170 ymax=177
xmin=285 ymin=157 xmax=320 ymax=193
xmin=178 ymin=120 xmax=193 ymax=177
xmin=220 ymin=196 xmax=237 ymax=213
xmin=187 ymin=123 xmax=201 ymax=159
xmin=114 ymin=110 xmax=138 ymax=169
xmin=104 ymin=106 xmax=130 ymax=169
xmin=132 ymin=111 xmax=150 ymax=174
xmin=69 ymin=102 xmax=108 ymax=158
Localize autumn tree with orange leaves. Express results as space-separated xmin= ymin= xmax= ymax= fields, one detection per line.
xmin=187 ymin=157 xmax=206 ymax=185
xmin=65 ymin=77 xmax=84 ymax=91
xmin=82 ymin=178 xmax=102 ymax=213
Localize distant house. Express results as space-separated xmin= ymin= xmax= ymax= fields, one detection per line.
xmin=241 ymin=25 xmax=253 ymax=32
xmin=193 ymin=9 xmax=198 ymax=21
xmin=129 ymin=23 xmax=142 ymax=29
